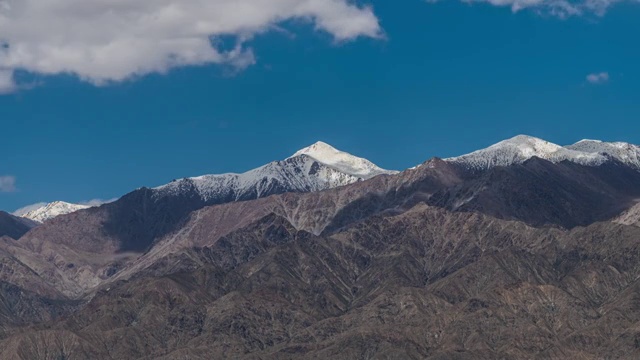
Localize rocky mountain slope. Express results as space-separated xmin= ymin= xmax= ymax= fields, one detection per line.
xmin=4 ymin=154 xmax=640 ymax=305
xmin=0 ymin=158 xmax=449 ymax=298
xmin=2 ymin=135 xmax=640 ymax=359
xmin=0 ymin=142 xmax=400 ymax=297
xmin=3 ymin=204 xmax=640 ymax=359
xmin=5 ymin=145 xmax=640 ymax=300
xmin=432 ymin=157 xmax=640 ymax=228
xmin=93 ymin=141 xmax=395 ymax=253
xmin=614 ymin=202 xmax=640 ymax=226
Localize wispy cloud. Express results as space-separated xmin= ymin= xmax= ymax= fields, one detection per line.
xmin=0 ymin=69 xmax=15 ymax=94
xmin=0 ymin=176 xmax=16 ymax=192
xmin=78 ymin=198 xmax=118 ymax=207
xmin=0 ymin=0 xmax=382 ymax=93
xmin=436 ymin=0 xmax=636 ymax=18
xmin=12 ymin=202 xmax=46 ymax=216
xmin=586 ymin=72 xmax=610 ymax=85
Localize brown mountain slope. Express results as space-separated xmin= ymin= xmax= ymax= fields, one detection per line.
xmin=4 ymin=156 xmax=640 ymax=301
xmin=614 ymin=201 xmax=640 ymax=226
xmin=0 ymin=159 xmax=460 ymax=298
xmin=3 ymin=204 xmax=640 ymax=359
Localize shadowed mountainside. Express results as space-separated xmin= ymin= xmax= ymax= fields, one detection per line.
xmin=0 ymin=212 xmax=37 ymax=240
xmin=433 ymin=157 xmax=640 ymax=228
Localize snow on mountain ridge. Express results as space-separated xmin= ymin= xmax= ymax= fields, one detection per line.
xmin=20 ymin=201 xmax=90 ymax=223
xmin=291 ymin=141 xmax=398 ymax=179
xmin=445 ymin=135 xmax=627 ymax=171
xmin=566 ymin=140 xmax=640 ymax=169
xmin=154 ymin=142 xmax=397 ymax=201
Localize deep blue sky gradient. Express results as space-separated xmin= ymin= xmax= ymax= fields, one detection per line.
xmin=2 ymin=1 xmax=639 ymax=211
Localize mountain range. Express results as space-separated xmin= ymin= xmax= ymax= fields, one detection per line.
xmin=16 ymin=201 xmax=92 ymax=223
xmin=2 ymin=135 xmax=640 ymax=359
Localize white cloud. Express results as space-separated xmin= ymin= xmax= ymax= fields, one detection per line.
xmin=12 ymin=202 xmax=46 ymax=216
xmin=586 ymin=72 xmax=610 ymax=84
xmin=452 ymin=0 xmax=635 ymax=17
xmin=78 ymin=198 xmax=118 ymax=207
xmin=0 ymin=0 xmax=381 ymax=91
xmin=0 ymin=69 xmax=15 ymax=93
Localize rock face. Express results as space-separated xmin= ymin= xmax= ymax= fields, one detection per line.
xmin=614 ymin=202 xmax=640 ymax=226
xmin=2 ymin=136 xmax=640 ymax=359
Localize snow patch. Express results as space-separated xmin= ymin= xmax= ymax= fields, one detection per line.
xmin=20 ymin=201 xmax=91 ymax=223
xmin=445 ymin=135 xmax=627 ymax=171
xmin=154 ymin=141 xmax=397 ymax=201
xmin=566 ymin=140 xmax=640 ymax=169
xmin=291 ymin=141 xmax=397 ymax=179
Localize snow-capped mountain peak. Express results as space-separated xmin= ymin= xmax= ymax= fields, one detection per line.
xmin=485 ymin=135 xmax=563 ymax=158
xmin=154 ymin=142 xmax=397 ymax=202
xmin=565 ymin=140 xmax=640 ymax=169
xmin=19 ymin=201 xmax=90 ymax=223
xmin=292 ymin=141 xmax=338 ymax=155
xmin=291 ymin=141 xmax=397 ymax=179
xmin=446 ymin=135 xmax=611 ymax=171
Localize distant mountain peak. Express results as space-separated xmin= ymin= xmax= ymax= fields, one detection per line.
xmin=444 ymin=135 xmax=639 ymax=171
xmin=293 ymin=141 xmax=337 ymax=154
xmin=291 ymin=141 xmax=397 ymax=179
xmin=20 ymin=201 xmax=90 ymax=223
xmin=566 ymin=139 xmax=640 ymax=169
xmin=153 ymin=141 xmax=396 ymax=203
xmin=495 ymin=134 xmax=560 ymax=148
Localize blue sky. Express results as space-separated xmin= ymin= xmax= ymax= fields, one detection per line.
xmin=1 ymin=0 xmax=639 ymax=212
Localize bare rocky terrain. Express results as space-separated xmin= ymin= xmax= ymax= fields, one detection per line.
xmin=614 ymin=202 xmax=640 ymax=227
xmin=2 ymin=154 xmax=640 ymax=359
